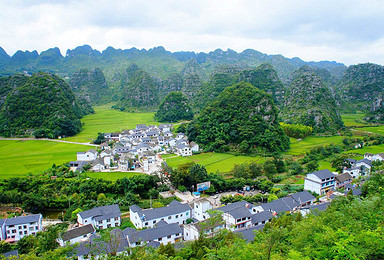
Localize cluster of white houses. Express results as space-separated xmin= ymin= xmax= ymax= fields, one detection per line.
xmin=70 ymin=124 xmax=199 ymax=173
xmin=304 ymin=153 xmax=376 ymax=195
xmin=59 ymin=189 xmax=321 ymax=258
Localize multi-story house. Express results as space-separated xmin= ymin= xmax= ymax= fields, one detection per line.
xmin=304 ymin=169 xmax=336 ymax=195
xmin=130 ymin=201 xmax=192 ymax=229
xmin=77 ymin=204 xmax=121 ymax=230
xmin=3 ymin=214 xmax=42 ymax=242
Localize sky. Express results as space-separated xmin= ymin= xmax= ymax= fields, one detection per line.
xmin=1 ymin=0 xmax=384 ymax=66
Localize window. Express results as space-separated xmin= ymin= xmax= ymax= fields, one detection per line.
xmin=181 ymin=214 xmax=183 ymax=217
xmin=7 ymin=231 xmax=9 ymax=234
xmin=115 ymin=223 xmax=118 ymax=226
xmin=115 ymin=217 xmax=119 ymax=221
xmin=145 ymin=222 xmax=148 ymax=226
xmin=176 ymin=215 xmax=178 ymax=219
xmin=107 ymin=219 xmax=111 ymax=223
xmin=29 ymin=227 xmax=33 ymax=231
xmin=19 ymin=231 xmax=22 ymax=235
xmin=153 ymin=220 xmax=156 ymax=224
xmin=18 ymin=226 xmax=22 ymax=230
xmin=12 ymin=230 xmax=16 ymax=234
xmin=24 ymin=231 xmax=27 ymax=234
xmin=98 ymin=221 xmax=103 ymax=224
xmin=195 ymin=205 xmax=199 ymax=208
xmin=176 ymin=233 xmax=179 ymax=236
xmin=35 ymin=226 xmax=38 ymax=230
xmin=186 ymin=212 xmax=188 ymax=215
xmin=167 ymin=235 xmax=171 ymax=239
xmin=107 ymin=224 xmax=111 ymax=228
xmin=24 ymin=225 xmax=27 ymax=229
xmin=168 ymin=216 xmax=171 ymax=220
xmin=158 ymin=238 xmax=162 ymax=241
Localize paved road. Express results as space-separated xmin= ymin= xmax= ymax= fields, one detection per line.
xmin=0 ymin=137 xmax=98 ymax=146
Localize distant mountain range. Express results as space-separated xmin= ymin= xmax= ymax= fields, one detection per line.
xmin=0 ymin=45 xmax=347 ymax=82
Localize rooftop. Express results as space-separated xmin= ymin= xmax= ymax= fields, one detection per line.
xmin=62 ymin=224 xmax=95 ymax=242
xmin=78 ymin=204 xmax=121 ymax=221
xmin=5 ymin=214 xmax=41 ymax=226
xmin=127 ymin=222 xmax=182 ymax=244
xmin=130 ymin=201 xmax=191 ymax=221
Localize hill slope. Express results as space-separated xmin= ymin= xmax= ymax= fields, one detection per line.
xmin=0 ymin=72 xmax=88 ymax=138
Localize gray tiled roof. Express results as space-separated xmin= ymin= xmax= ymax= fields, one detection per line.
xmin=2 ymin=250 xmax=18 ymax=258
xmin=356 ymin=158 xmax=372 ymax=166
xmin=310 ymin=169 xmax=335 ymax=180
xmin=302 ymin=203 xmax=329 ymax=214
xmin=62 ymin=224 xmax=95 ymax=242
xmin=345 ymin=188 xmax=362 ymax=196
xmin=335 ymin=173 xmax=352 ymax=183
xmin=78 ymin=204 xmax=121 ymax=221
xmin=290 ymin=191 xmax=316 ymax=204
xmin=217 ymin=201 xmax=254 ymax=219
xmin=74 ymin=228 xmax=128 ymax=257
xmin=127 ymin=222 xmax=182 ymax=244
xmin=5 ymin=214 xmax=41 ymax=226
xmin=234 ymin=225 xmax=264 ymax=242
xmin=0 ymin=219 xmax=6 ymax=226
xmin=261 ymin=198 xmax=296 ymax=213
xmin=251 ymin=211 xmax=273 ymax=224
xmin=130 ymin=201 xmax=191 ymax=221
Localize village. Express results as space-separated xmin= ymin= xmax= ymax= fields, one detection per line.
xmin=0 ymin=138 xmax=379 ymax=258
xmin=69 ymin=124 xmax=199 ymax=174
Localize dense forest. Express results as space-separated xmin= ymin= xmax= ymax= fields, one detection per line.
xmin=0 ymin=72 xmax=91 ymax=138
xmin=186 ymin=82 xmax=290 ymax=154
xmin=155 ymin=92 xmax=193 ymax=122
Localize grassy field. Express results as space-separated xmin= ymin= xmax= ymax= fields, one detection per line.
xmin=286 ymin=136 xmax=345 ymax=156
xmin=0 ymin=140 xmax=93 ymax=179
xmin=341 ymin=113 xmax=366 ymax=127
xmin=357 ymin=126 xmax=384 ymax=135
xmin=344 ymin=143 xmax=384 ymax=155
xmin=85 ymin=171 xmax=143 ymax=181
xmin=62 ymin=104 xmax=158 ymax=143
xmin=165 ymin=153 xmax=266 ymax=173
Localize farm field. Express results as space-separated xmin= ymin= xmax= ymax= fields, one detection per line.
xmin=357 ymin=126 xmax=384 ymax=135
xmin=344 ymin=143 xmax=384 ymax=156
xmin=62 ymin=104 xmax=157 ymax=143
xmin=0 ymin=140 xmax=93 ymax=179
xmin=341 ymin=113 xmax=366 ymax=127
xmin=165 ymin=152 xmax=266 ymax=173
xmin=85 ymin=171 xmax=143 ymax=181
xmin=286 ymin=136 xmax=345 ymax=156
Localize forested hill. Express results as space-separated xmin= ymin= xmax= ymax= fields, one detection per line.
xmin=0 ymin=72 xmax=91 ymax=138
xmin=0 ymin=45 xmax=346 ymax=81
xmin=281 ymin=66 xmax=343 ymax=133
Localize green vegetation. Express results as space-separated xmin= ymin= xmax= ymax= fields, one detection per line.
xmin=282 ymin=66 xmax=344 ymax=132
xmin=0 ymin=140 xmax=93 ymax=179
xmin=85 ymin=171 xmax=143 ymax=181
xmin=341 ymin=113 xmax=366 ymax=126
xmin=63 ymin=104 xmax=157 ymax=143
xmin=280 ymin=122 xmax=313 ymax=138
xmin=69 ymin=67 xmax=109 ymax=105
xmin=187 ymin=82 xmax=290 ymax=154
xmin=0 ymin=72 xmax=90 ymax=138
xmin=155 ymin=91 xmax=193 ymax=122
xmin=286 ymin=136 xmax=344 ymax=155
xmin=165 ymin=153 xmax=266 ymax=173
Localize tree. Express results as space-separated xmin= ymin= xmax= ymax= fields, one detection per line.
xmin=290 ymin=162 xmax=304 ymax=175
xmin=155 ymin=92 xmax=194 ymax=122
xmin=267 ymin=194 xmax=278 ymax=202
xmin=305 ymin=160 xmax=319 ymax=173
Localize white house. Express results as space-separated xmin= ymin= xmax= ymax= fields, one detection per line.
xmin=304 ymin=169 xmax=336 ymax=195
xmin=183 ymin=219 xmax=224 ymax=241
xmin=364 ymin=152 xmax=384 ymax=161
xmin=126 ymin=220 xmax=182 ymax=248
xmin=91 ymin=158 xmax=105 ymax=171
xmin=100 ymin=150 xmax=112 ymax=158
xmin=159 ymin=124 xmax=172 ymax=133
xmin=77 ymin=204 xmax=121 ymax=230
xmin=192 ymin=198 xmax=213 ymax=221
xmin=0 ymin=220 xmax=5 ymax=241
xmin=163 ymin=131 xmax=173 ymax=137
xmin=57 ymin=224 xmax=95 ymax=246
xmin=335 ymin=173 xmax=353 ymax=188
xmin=343 ymin=158 xmax=372 ymax=178
xmin=3 ymin=214 xmax=42 ymax=242
xmin=217 ymin=201 xmax=260 ymax=230
xmin=176 ymin=133 xmax=185 ymax=140
xmin=190 ymin=142 xmax=199 ymax=153
xmin=176 ymin=144 xmax=192 ymax=157
xmin=130 ymin=201 xmax=192 ymax=229
xmin=77 ymin=149 xmax=98 ymax=161
xmin=168 ymin=138 xmax=177 ymax=147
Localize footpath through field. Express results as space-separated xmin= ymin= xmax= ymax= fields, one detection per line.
xmin=0 ymin=138 xmax=98 ymax=146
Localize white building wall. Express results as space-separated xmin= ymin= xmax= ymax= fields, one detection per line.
xmin=304 ymin=175 xmax=322 ymax=194
xmin=77 ymin=152 xmax=97 ymax=162
xmin=130 ymin=209 xmax=191 ymax=229
xmin=5 ymin=217 xmax=42 ymax=241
